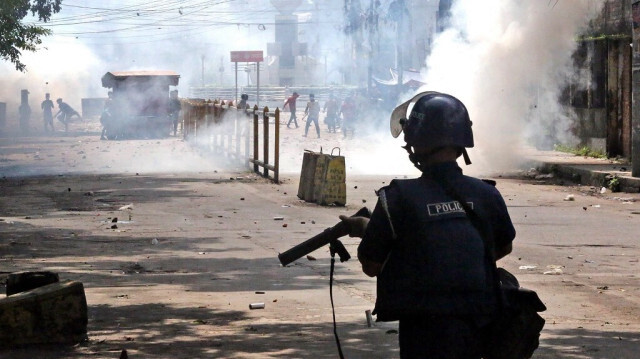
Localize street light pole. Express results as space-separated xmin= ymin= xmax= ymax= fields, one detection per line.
xmin=201 ymin=55 xmax=205 ymax=87
xmin=396 ymin=0 xmax=404 ymax=91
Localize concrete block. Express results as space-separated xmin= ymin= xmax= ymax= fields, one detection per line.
xmin=0 ymin=281 xmax=88 ymax=347
xmin=6 ymin=271 xmax=59 ymax=296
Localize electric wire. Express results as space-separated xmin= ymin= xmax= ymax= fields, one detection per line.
xmin=25 ymin=0 xmax=344 ymax=44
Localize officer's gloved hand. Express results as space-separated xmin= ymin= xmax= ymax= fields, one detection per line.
xmin=338 ymin=215 xmax=369 ymax=238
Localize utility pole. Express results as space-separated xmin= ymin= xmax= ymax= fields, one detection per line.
xmin=391 ymin=0 xmax=407 ymax=92
xmin=633 ymin=43 xmax=640 ymax=176
xmin=219 ymin=57 xmax=224 ymax=85
xmin=201 ymin=55 xmax=205 ymax=87
xmin=367 ymin=0 xmax=374 ymax=94
xmin=632 ymin=2 xmax=640 ymax=176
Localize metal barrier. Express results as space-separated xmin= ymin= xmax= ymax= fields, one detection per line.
xmin=249 ymin=105 xmax=280 ymax=182
xmin=180 ymin=99 xmax=280 ymax=183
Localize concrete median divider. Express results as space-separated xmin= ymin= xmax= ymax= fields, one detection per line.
xmin=6 ymin=271 xmax=59 ymax=296
xmin=0 ymin=280 xmax=88 ymax=347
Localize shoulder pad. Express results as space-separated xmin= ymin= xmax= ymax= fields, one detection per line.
xmin=374 ymin=180 xmax=397 ymax=196
xmin=482 ymin=179 xmax=497 ymax=186
xmin=374 ymin=185 xmax=390 ymax=196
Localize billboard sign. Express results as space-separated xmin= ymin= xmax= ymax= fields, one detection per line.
xmin=230 ymin=51 xmax=264 ymax=62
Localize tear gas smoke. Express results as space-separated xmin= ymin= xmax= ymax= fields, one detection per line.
xmin=0 ymin=0 xmax=605 ymax=178
xmin=0 ymin=0 xmax=295 ymax=176
xmin=417 ymin=0 xmax=605 ymax=175
xmin=0 ymin=38 xmax=101 ymax=129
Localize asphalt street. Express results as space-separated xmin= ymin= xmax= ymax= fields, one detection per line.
xmin=0 ymin=125 xmax=638 ymax=358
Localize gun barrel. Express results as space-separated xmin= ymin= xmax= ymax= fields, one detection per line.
xmin=278 ymin=207 xmax=369 ymax=266
xmin=278 ymin=227 xmax=336 ymax=266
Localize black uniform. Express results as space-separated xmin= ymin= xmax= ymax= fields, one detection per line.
xmin=358 ymin=161 xmax=515 ymax=358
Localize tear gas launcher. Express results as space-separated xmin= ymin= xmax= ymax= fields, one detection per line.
xmin=278 ymin=207 xmax=371 ymax=266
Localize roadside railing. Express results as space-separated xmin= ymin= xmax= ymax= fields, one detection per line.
xmin=249 ymin=106 xmax=280 ymax=182
xmin=180 ymin=99 xmax=280 ymax=183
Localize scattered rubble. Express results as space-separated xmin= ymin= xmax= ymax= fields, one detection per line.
xmin=535 ymin=173 xmax=555 ymax=180
xmin=122 ymin=262 xmax=145 ymax=274
xmin=519 ymin=265 xmax=537 ymax=270
xmin=543 ymin=265 xmax=564 ymax=275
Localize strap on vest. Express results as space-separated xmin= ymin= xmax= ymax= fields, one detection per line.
xmin=435 ymin=180 xmax=504 ymax=310
xmin=378 ymin=189 xmax=397 ymax=240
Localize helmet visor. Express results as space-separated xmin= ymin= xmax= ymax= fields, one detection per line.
xmin=389 ymin=91 xmax=440 ymax=138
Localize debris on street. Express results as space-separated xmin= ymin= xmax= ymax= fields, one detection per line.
xmin=543 ymin=265 xmax=564 ymax=275
xmin=519 ymin=265 xmax=537 ymax=270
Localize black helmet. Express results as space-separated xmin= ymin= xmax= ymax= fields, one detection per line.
xmin=390 ymin=91 xmax=473 ymax=165
xmin=390 ymin=91 xmax=473 ymax=149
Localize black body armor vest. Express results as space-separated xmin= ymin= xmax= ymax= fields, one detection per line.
xmin=372 ymin=169 xmax=502 ymax=321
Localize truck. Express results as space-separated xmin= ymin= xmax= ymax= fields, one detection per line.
xmin=100 ymin=70 xmax=180 ymax=139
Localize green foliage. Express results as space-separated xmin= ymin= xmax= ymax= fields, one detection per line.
xmin=0 ymin=0 xmax=62 ymax=72
xmin=554 ymin=144 xmax=607 ymax=159
xmin=606 ymin=175 xmax=621 ymax=192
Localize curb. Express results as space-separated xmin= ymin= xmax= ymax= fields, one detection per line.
xmin=536 ymin=162 xmax=640 ymax=193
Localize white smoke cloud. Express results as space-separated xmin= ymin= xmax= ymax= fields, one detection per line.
xmin=0 ymin=0 xmax=606 ymax=178
xmin=0 ymin=37 xmax=102 ymax=130
xmin=419 ymin=0 xmax=605 ymax=175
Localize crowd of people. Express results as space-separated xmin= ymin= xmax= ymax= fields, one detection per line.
xmin=8 ymin=89 xmax=184 ymax=139
xmin=12 ymin=88 xmax=379 ymax=139
xmin=13 ymin=90 xmax=82 ymax=135
xmin=283 ymin=90 xmax=375 ymax=139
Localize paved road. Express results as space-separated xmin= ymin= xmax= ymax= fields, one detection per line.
xmin=0 ymin=132 xmax=638 ymax=358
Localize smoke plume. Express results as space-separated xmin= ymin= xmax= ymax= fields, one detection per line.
xmin=0 ymin=0 xmax=607 ymax=178
xmin=419 ymin=0 xmax=605 ymax=175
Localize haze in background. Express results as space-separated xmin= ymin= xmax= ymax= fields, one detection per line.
xmin=0 ymin=0 xmax=280 ymax=112
xmin=0 ymin=0 xmax=310 ymax=176
xmin=0 ymin=0 xmax=607 ymax=177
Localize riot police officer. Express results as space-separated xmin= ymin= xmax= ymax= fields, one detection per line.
xmin=339 ymin=91 xmax=516 ymax=358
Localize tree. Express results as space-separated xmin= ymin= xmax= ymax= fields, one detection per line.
xmin=0 ymin=0 xmax=62 ymax=72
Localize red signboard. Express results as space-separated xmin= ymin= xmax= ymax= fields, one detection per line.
xmin=230 ymin=51 xmax=264 ymax=62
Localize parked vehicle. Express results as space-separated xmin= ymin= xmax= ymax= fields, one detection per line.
xmin=101 ymin=70 xmax=180 ymax=139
